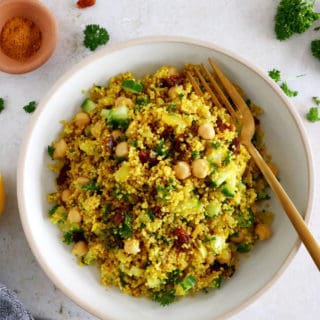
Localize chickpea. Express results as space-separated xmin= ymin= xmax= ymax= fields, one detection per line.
xmin=174 ymin=161 xmax=191 ymax=180
xmin=216 ymin=250 xmax=232 ymax=264
xmin=205 ymin=254 xmax=215 ymax=265
xmin=191 ymin=159 xmax=209 ymax=179
xmin=74 ymin=112 xmax=90 ymax=128
xmin=115 ymin=96 xmax=133 ymax=108
xmin=112 ymin=130 xmax=123 ymax=141
xmin=255 ymin=223 xmax=271 ymax=240
xmin=124 ymin=238 xmax=140 ymax=255
xmin=168 ymin=85 xmax=183 ymax=99
xmin=198 ymin=123 xmax=215 ymax=140
xmin=167 ymin=66 xmax=179 ymax=76
xmin=53 ymin=139 xmax=67 ymax=159
xmin=72 ymin=241 xmax=88 ymax=257
xmin=68 ymin=208 xmax=82 ymax=223
xmin=61 ymin=189 xmax=72 ymax=202
xmin=76 ymin=177 xmax=90 ymax=186
xmin=115 ymin=141 xmax=129 ymax=158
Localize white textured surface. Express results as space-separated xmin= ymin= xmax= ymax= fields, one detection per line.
xmin=0 ymin=1 xmax=319 ymax=319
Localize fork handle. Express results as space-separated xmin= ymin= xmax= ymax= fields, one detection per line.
xmin=244 ymin=141 xmax=320 ymax=270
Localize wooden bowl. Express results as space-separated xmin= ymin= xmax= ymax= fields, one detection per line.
xmin=0 ymin=0 xmax=58 ymax=74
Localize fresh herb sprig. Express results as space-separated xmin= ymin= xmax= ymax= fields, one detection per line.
xmin=23 ymin=101 xmax=37 ymax=113
xmin=311 ymin=39 xmax=320 ymax=60
xmin=0 ymin=98 xmax=5 ymax=113
xmin=268 ymin=69 xmax=299 ymax=97
xmin=83 ymin=24 xmax=110 ymax=51
xmin=275 ymin=0 xmax=320 ymax=40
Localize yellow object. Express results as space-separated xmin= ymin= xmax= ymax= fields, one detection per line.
xmin=47 ymin=66 xmax=274 ymax=303
xmin=0 ymin=172 xmax=5 ymax=215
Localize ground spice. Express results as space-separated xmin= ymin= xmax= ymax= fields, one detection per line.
xmin=0 ymin=17 xmax=42 ymax=61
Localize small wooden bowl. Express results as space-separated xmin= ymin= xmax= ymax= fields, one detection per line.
xmin=0 ymin=0 xmax=58 ymax=74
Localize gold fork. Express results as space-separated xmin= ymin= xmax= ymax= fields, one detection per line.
xmin=187 ymin=58 xmax=320 ymax=270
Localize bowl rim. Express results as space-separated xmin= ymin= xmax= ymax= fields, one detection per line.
xmin=17 ymin=36 xmax=315 ymax=320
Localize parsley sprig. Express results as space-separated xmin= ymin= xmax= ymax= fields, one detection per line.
xmin=23 ymin=101 xmax=37 ymax=113
xmin=83 ymin=24 xmax=110 ymax=51
xmin=268 ymin=69 xmax=299 ymax=97
xmin=0 ymin=98 xmax=5 ymax=113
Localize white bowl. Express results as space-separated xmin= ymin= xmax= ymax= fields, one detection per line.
xmin=17 ymin=37 xmax=314 ymax=320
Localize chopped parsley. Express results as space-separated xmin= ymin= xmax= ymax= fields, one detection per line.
xmin=280 ymin=82 xmax=298 ymax=97
xmin=48 ymin=204 xmax=59 ymax=217
xmin=0 ymin=98 xmax=5 ymax=113
xmin=268 ymin=69 xmax=299 ymax=97
xmin=191 ymin=150 xmax=200 ymax=159
xmin=237 ymin=243 xmax=252 ymax=253
xmin=23 ymin=101 xmax=37 ymax=113
xmin=166 ymin=103 xmax=177 ymax=112
xmin=210 ymin=141 xmax=221 ymax=149
xmin=311 ymin=39 xmax=320 ymax=60
xmin=82 ymin=180 xmax=101 ymax=192
xmin=47 ymin=145 xmax=54 ymax=159
xmin=313 ymin=96 xmax=320 ymax=105
xmin=274 ymin=0 xmax=320 ymax=40
xmin=152 ymin=289 xmax=175 ymax=306
xmin=155 ymin=139 xmax=169 ymax=158
xmin=306 ymin=107 xmax=320 ymax=122
xmin=268 ymin=69 xmax=281 ymax=82
xmin=83 ymin=24 xmax=110 ymax=51
xmin=62 ymin=231 xmax=74 ymax=245
xmin=118 ymin=214 xmax=132 ymax=239
xmin=166 ymin=269 xmax=182 ymax=284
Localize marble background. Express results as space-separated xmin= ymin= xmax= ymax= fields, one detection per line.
xmin=0 ymin=1 xmax=319 ymax=319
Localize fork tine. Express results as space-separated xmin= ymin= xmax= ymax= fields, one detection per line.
xmin=192 ymin=66 xmax=224 ymax=111
xmin=200 ymin=64 xmax=239 ymax=121
xmin=208 ymin=58 xmax=249 ymax=114
xmin=186 ymin=70 xmax=203 ymax=96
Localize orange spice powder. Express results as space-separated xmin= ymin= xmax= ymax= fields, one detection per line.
xmin=0 ymin=17 xmax=42 ymax=61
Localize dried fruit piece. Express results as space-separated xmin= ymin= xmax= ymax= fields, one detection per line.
xmin=77 ymin=0 xmax=96 ymax=9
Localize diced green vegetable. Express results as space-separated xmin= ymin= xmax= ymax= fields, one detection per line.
xmin=106 ymin=105 xmax=130 ymax=129
xmin=81 ymin=98 xmax=97 ymax=113
xmin=121 ymin=79 xmax=143 ymax=93
xmin=180 ymin=275 xmax=196 ymax=292
xmin=205 ymin=200 xmax=221 ymax=218
xmin=100 ymin=109 xmax=110 ymax=119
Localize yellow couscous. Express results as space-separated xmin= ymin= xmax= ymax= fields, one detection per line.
xmin=47 ymin=65 xmax=273 ymax=305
